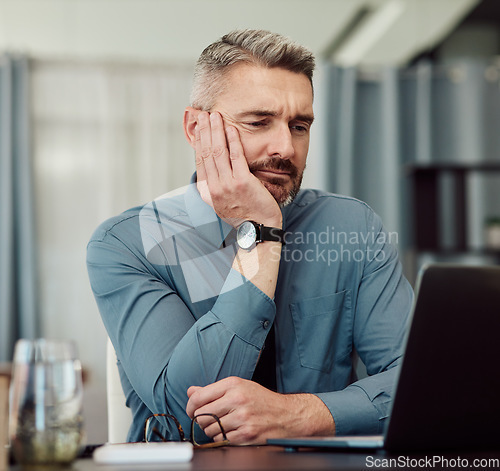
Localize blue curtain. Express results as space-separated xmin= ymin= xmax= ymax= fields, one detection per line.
xmin=325 ymin=64 xmax=409 ymax=257
xmin=0 ymin=54 xmax=39 ymax=361
xmin=324 ymin=59 xmax=500 ymax=280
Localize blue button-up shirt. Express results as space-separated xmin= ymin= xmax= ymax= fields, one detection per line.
xmin=87 ymin=176 xmax=413 ymax=442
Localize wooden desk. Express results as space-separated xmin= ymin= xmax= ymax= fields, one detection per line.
xmin=8 ymin=446 xmax=500 ymax=471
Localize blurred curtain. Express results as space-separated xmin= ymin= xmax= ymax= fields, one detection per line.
xmin=0 ymin=54 xmax=39 ymax=361
xmin=30 ymin=60 xmax=195 ymax=384
xmin=324 ymin=59 xmax=500 ymax=272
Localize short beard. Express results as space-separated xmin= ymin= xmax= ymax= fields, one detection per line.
xmin=248 ymin=157 xmax=304 ymax=207
xmin=280 ymin=180 xmax=302 ymax=207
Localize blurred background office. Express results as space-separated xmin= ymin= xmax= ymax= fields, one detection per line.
xmin=1 ymin=0 xmax=499 ymax=444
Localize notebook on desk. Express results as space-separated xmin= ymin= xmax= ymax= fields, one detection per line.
xmin=268 ymin=263 xmax=500 ymax=452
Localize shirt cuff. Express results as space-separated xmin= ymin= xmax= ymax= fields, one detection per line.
xmin=315 ymin=385 xmax=387 ymax=436
xmin=210 ymin=268 xmax=276 ymax=349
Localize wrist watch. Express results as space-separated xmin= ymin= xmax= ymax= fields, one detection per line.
xmin=236 ymin=221 xmax=286 ymax=250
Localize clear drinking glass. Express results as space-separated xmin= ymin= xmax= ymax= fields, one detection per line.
xmin=9 ymin=339 xmax=84 ymax=466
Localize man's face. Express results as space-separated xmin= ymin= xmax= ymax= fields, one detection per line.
xmin=211 ymin=63 xmax=314 ymax=206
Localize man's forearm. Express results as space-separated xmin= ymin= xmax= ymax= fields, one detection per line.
xmin=232 ymin=240 xmax=282 ymax=299
xmin=283 ymin=393 xmax=336 ymax=437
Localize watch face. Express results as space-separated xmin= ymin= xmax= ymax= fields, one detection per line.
xmin=237 ymin=221 xmax=257 ymax=250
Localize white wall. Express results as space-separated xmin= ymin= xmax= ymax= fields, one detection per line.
xmin=0 ymin=0 xmax=479 ymax=65
xmin=0 ymin=0 xmax=375 ymax=62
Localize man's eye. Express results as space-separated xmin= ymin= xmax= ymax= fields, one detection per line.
xmin=291 ymin=125 xmax=308 ymax=133
xmin=248 ymin=121 xmax=266 ymax=127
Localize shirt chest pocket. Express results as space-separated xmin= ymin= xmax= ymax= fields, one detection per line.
xmin=290 ymin=290 xmax=351 ymax=373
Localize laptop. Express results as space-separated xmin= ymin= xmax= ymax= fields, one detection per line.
xmin=268 ymin=263 xmax=500 ymax=452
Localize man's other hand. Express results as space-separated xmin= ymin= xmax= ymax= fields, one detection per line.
xmin=186 ymin=376 xmax=335 ymax=445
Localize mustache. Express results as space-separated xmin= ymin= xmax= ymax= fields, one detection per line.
xmin=248 ymin=158 xmax=298 ymax=178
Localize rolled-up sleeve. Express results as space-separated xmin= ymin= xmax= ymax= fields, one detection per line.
xmin=164 ymin=269 xmax=276 ymax=428
xmin=87 ymin=218 xmax=275 ymax=441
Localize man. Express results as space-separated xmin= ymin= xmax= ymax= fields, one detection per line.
xmin=87 ymin=29 xmax=413 ymax=445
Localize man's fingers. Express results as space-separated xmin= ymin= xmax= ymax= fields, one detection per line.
xmin=196 ymin=112 xmax=219 ymax=181
xmin=186 ymin=382 xmax=225 ymax=418
xmin=191 ymin=411 xmax=229 ymax=437
xmin=200 ymin=412 xmax=238 ymax=439
xmin=187 ymin=385 xmax=202 ymax=398
xmin=186 ymin=377 xmax=244 ymax=418
xmin=226 ymin=126 xmax=250 ymax=177
xmin=209 ymin=112 xmax=232 ymax=178
xmin=194 ymin=125 xmax=207 ymax=183
xmin=192 ymin=413 xmax=217 ymax=429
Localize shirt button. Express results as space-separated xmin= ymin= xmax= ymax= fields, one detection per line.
xmin=262 ymin=320 xmax=270 ymax=329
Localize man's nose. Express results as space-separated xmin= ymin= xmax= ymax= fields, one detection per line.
xmin=267 ymin=125 xmax=295 ymax=160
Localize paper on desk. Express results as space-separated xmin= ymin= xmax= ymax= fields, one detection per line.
xmin=93 ymin=441 xmax=193 ymax=464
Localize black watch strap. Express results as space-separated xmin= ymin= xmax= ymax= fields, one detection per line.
xmin=258 ymin=225 xmax=286 ymax=244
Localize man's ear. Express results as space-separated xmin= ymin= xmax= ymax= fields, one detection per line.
xmin=183 ymin=107 xmax=200 ymax=149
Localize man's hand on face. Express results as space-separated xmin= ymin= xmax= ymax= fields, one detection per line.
xmin=186 ymin=377 xmax=335 ymax=445
xmin=195 ymin=111 xmax=283 ymax=229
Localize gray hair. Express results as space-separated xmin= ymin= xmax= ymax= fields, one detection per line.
xmin=190 ymin=29 xmax=315 ymax=110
